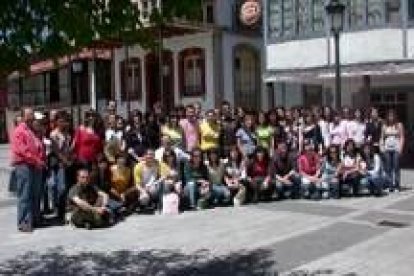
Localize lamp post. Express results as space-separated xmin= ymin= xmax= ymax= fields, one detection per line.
xmin=72 ymin=61 xmax=83 ymax=125
xmin=326 ymin=0 xmax=345 ymax=110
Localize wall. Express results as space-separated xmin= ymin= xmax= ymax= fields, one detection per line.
xmin=114 ymin=31 xmax=215 ymax=114
xmin=266 ymin=29 xmax=405 ymax=71
xmin=266 ymin=37 xmax=329 ymax=70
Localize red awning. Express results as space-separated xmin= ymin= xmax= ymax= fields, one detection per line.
xmin=29 ymin=48 xmax=112 ymax=75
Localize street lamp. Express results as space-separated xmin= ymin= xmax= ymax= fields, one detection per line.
xmin=72 ymin=60 xmax=83 ymax=125
xmin=326 ymin=0 xmax=345 ymax=110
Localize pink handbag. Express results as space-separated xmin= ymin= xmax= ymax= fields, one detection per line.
xmin=162 ymin=193 xmax=179 ymax=215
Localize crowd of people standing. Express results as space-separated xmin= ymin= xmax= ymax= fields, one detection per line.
xmin=10 ymin=101 xmax=405 ymax=232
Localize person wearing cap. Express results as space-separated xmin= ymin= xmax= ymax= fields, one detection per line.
xmin=10 ymin=108 xmax=46 ymax=232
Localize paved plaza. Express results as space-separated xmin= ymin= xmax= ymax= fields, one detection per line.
xmin=0 ymin=166 xmax=414 ymax=275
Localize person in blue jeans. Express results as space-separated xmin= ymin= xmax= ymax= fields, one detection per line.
xmin=381 ymin=110 xmax=405 ymax=192
xmin=320 ymin=145 xmax=341 ymax=199
xmin=270 ymin=141 xmax=301 ymax=199
xmin=207 ymin=149 xmax=230 ymax=205
xmin=359 ymin=143 xmax=384 ymax=196
xmin=183 ymin=148 xmax=211 ymax=210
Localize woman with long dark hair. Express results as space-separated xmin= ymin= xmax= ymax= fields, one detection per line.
xmin=183 ymin=148 xmax=211 ymax=210
xmin=359 ymin=143 xmax=383 ymax=196
xmin=224 ymin=145 xmax=247 ymax=206
xmin=381 ymin=110 xmax=404 ymax=192
xmin=246 ymin=147 xmax=272 ymax=203
xmin=340 ymin=139 xmax=362 ymax=196
xmin=207 ymin=149 xmax=230 ymax=205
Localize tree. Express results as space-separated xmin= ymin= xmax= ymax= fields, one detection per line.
xmin=0 ymin=0 xmax=202 ymax=76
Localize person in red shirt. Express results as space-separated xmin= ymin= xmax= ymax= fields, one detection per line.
xmin=247 ymin=147 xmax=272 ymax=203
xmin=297 ymin=139 xmax=322 ymax=200
xmin=72 ymin=112 xmax=103 ymax=169
xmin=11 ymin=108 xmax=46 ymax=232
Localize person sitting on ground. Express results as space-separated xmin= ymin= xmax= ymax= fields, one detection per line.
xmin=110 ymin=154 xmax=139 ymax=212
xmin=340 ymin=139 xmax=362 ymax=196
xmin=207 ymin=149 xmax=230 ymax=206
xmin=358 ymin=142 xmax=384 ymax=197
xmin=68 ymin=169 xmax=118 ymax=229
xmin=320 ymin=145 xmax=342 ymax=199
xmin=270 ymin=141 xmax=300 ymax=200
xmin=297 ymin=139 xmax=322 ymax=200
xmin=224 ymin=145 xmax=247 ymax=206
xmin=246 ymin=147 xmax=272 ymax=203
xmin=134 ymin=149 xmax=163 ymax=210
xmin=183 ymin=148 xmax=211 ymax=210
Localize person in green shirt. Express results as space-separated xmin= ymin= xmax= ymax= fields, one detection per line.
xmin=256 ymin=111 xmax=274 ymax=152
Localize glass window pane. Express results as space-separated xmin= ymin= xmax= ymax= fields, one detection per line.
xmin=367 ymin=0 xmax=386 ymax=25
xmin=283 ymin=0 xmax=296 ymax=37
xmin=312 ymin=0 xmax=325 ymax=32
xmin=296 ymin=0 xmax=311 ymax=34
xmin=384 ymin=0 xmax=400 ymax=24
xmin=348 ymin=0 xmax=366 ymax=28
xmin=268 ymin=0 xmax=283 ymax=39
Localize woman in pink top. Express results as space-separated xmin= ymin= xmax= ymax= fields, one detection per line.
xmin=179 ymin=105 xmax=200 ymax=152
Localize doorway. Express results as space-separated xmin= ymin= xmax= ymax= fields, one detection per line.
xmin=145 ymin=51 xmax=174 ymax=112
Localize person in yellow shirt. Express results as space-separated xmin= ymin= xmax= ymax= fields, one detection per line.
xmin=161 ymin=114 xmax=184 ymax=148
xmin=133 ymin=149 xmax=163 ymax=210
xmin=199 ymin=110 xmax=220 ymax=152
xmin=109 ymin=154 xmax=138 ymax=211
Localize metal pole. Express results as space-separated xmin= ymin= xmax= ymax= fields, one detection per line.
xmin=334 ymin=32 xmax=341 ymax=110
xmin=77 ymin=69 xmax=81 ymax=125
xmin=158 ymin=23 xmax=164 ymax=112
xmin=158 ymin=0 xmax=164 ymax=112
xmin=125 ymin=45 xmax=131 ymax=116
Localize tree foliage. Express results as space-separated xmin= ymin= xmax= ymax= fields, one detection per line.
xmin=0 ymin=0 xmax=202 ymax=75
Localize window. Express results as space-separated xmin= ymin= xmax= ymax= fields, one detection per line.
xmin=71 ymin=61 xmax=89 ymax=105
xmin=384 ymin=0 xmax=400 ymax=24
xmin=120 ymin=58 xmax=142 ymax=101
xmin=49 ymin=70 xmax=60 ymax=103
xmin=409 ymin=0 xmax=414 ymax=20
xmin=179 ymin=48 xmax=206 ymax=97
xmin=96 ymin=60 xmax=112 ymax=100
xmin=203 ymin=0 xmax=215 ymax=24
xmin=234 ymin=46 xmax=260 ymax=109
xmin=268 ymin=0 xmax=325 ymax=40
xmin=348 ymin=0 xmax=366 ymax=28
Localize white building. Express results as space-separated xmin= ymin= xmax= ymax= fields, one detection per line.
xmin=264 ymin=0 xmax=414 ymax=125
xmin=114 ymin=0 xmax=263 ymax=116
xmin=6 ymin=0 xmax=263 ymax=134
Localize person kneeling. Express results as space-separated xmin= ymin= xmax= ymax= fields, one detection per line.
xmin=68 ymin=169 xmax=119 ymax=229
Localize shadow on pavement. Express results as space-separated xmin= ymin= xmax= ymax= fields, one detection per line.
xmin=0 ymin=247 xmax=278 ymax=275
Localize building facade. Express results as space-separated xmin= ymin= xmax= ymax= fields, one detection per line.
xmin=7 ymin=0 xmax=263 ymax=132
xmin=114 ymin=0 xmax=263 ymax=117
xmin=264 ymin=0 xmax=414 ymax=125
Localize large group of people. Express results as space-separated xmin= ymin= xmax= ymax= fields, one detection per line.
xmin=10 ymin=101 xmax=405 ymax=232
